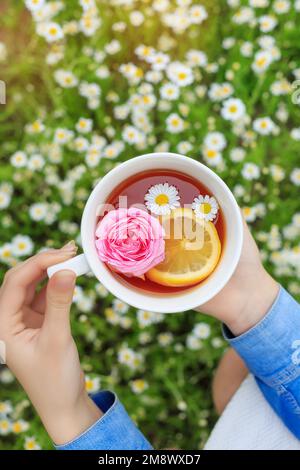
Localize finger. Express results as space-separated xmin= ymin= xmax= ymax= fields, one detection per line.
xmin=0 ymin=244 xmax=77 ymax=319
xmin=43 ymin=270 xmax=76 ymax=338
xmin=31 ymin=284 xmax=47 ymax=314
xmin=22 ymin=306 xmax=44 ymax=329
xmin=25 ymin=274 xmax=47 ymax=307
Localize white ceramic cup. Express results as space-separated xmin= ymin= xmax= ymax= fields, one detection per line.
xmin=47 ymin=153 xmax=243 ymax=313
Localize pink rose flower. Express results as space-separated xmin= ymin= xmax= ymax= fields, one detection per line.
xmin=95 ymin=207 xmax=165 ymax=277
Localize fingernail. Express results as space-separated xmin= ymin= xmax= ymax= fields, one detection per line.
xmin=55 ymin=269 xmax=76 ymax=289
xmin=61 ymin=240 xmax=77 ymax=251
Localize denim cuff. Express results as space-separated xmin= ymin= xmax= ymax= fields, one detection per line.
xmin=223 ymin=286 xmax=300 ymax=388
xmin=55 ymin=391 xmax=152 ymax=450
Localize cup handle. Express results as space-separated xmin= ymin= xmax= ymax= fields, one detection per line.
xmin=47 ymin=253 xmax=91 ymax=278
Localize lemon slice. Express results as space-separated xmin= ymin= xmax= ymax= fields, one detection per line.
xmin=146 ymin=208 xmax=221 ymax=287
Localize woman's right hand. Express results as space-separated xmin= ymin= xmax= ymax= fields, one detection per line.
xmin=197 ymin=218 xmax=279 ymax=336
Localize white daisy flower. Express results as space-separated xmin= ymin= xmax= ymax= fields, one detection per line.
xmin=130 ymin=379 xmax=148 ymax=394
xmin=29 ymin=202 xmax=47 ymax=221
xmin=85 ymin=146 xmax=101 ymax=168
xmin=76 ymin=117 xmax=93 ymax=134
xmin=24 ymin=436 xmax=41 ymax=450
xmin=10 ymin=151 xmax=28 ymax=168
xmin=0 ymin=191 xmax=11 ymax=209
xmin=79 ymin=82 xmax=101 ymax=99
xmin=54 ymin=69 xmax=78 ymax=88
xmin=270 ymin=164 xmax=285 ymax=182
xmin=43 ymin=22 xmax=64 ymax=43
xmin=258 ymin=15 xmax=277 ymax=33
xmin=273 ymin=0 xmax=290 ymax=14
xmin=85 ymin=375 xmax=101 ymax=393
xmin=25 ymin=0 xmax=45 ymax=12
xmin=204 ymin=132 xmax=227 ymax=151
xmin=242 ymin=162 xmax=260 ymax=180
xmin=112 ymin=298 xmax=129 ymax=314
xmin=291 ymin=128 xmax=300 ymax=141
xmin=202 ymin=148 xmax=223 ymax=167
xmin=221 ymin=98 xmax=246 ymax=121
xmin=74 ymin=137 xmax=89 ymax=152
xmin=144 ymin=182 xmax=180 ymax=215
xmin=157 ymin=332 xmax=173 ymax=346
xmin=0 ymin=243 xmax=14 ymax=263
xmin=160 ymin=82 xmax=180 ymax=101
xmin=166 ymin=113 xmax=184 ymax=133
xmin=189 ymin=5 xmax=208 ymax=24
xmin=240 ymin=41 xmax=253 ymax=57
xmin=118 ymin=347 xmax=135 ymax=366
xmin=193 ymin=322 xmax=211 ymax=339
xmin=249 ymin=0 xmax=269 ymax=7
xmin=28 ymin=154 xmax=45 ymax=171
xmin=192 ymin=195 xmax=219 ymax=221
xmin=0 ymin=401 xmax=13 ymax=416
xmin=252 ymin=50 xmax=273 ymax=74
xmin=54 ymin=128 xmax=74 ymax=144
xmin=12 ymin=420 xmax=29 ymax=434
xmin=186 ymin=49 xmax=207 ymax=68
xmin=186 ymin=334 xmax=203 ymax=350
xmin=149 ymin=52 xmax=169 ymax=71
xmin=208 ymin=82 xmax=233 ymax=102
xmin=12 ymin=235 xmax=34 ymax=257
xmin=25 ymin=119 xmax=45 ymax=134
xmin=79 ymin=15 xmax=102 ymax=37
xmin=79 ymin=0 xmax=95 ymax=11
xmin=177 ymin=141 xmax=193 ymax=154
xmin=242 ymin=206 xmax=257 ymax=222
xmin=166 ymin=61 xmax=194 ymax=87
xmin=137 ymin=310 xmax=160 ymax=328
xmin=253 ymin=117 xmax=275 ymax=135
xmin=230 ymin=147 xmax=246 ymax=162
xmin=122 ymin=125 xmax=144 ymax=144
xmin=232 ymin=7 xmax=255 ymax=25
xmin=290 ymin=168 xmax=300 ymax=186
xmin=0 ymin=418 xmax=12 ymax=436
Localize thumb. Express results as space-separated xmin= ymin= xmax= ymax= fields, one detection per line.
xmin=44 ymin=270 xmax=76 ymax=336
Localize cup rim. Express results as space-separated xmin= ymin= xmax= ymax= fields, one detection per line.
xmin=81 ymin=153 xmax=243 ymax=313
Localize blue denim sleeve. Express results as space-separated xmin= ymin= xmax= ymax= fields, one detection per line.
xmin=55 ymin=391 xmax=153 ymax=450
xmin=223 ymin=286 xmax=300 ymax=439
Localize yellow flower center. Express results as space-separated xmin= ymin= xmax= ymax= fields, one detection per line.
xmin=206 ymin=149 xmax=216 ymax=158
xmin=32 ymin=121 xmax=41 ymax=130
xmin=13 ymin=422 xmax=22 ymax=433
xmin=229 ymin=105 xmax=237 ymax=113
xmin=178 ymin=72 xmax=187 ymax=80
xmin=18 ymin=242 xmax=26 ymax=249
xmin=155 ymin=194 xmax=169 ymax=205
xmin=199 ymin=203 xmax=211 ymax=214
xmin=257 ymin=57 xmax=266 ymax=67
xmin=26 ymin=441 xmax=35 ymax=450
xmin=85 ymin=380 xmax=93 ymax=391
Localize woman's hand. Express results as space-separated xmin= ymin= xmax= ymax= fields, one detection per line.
xmin=0 ymin=243 xmax=102 ymax=445
xmin=198 ymin=219 xmax=279 ymax=336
